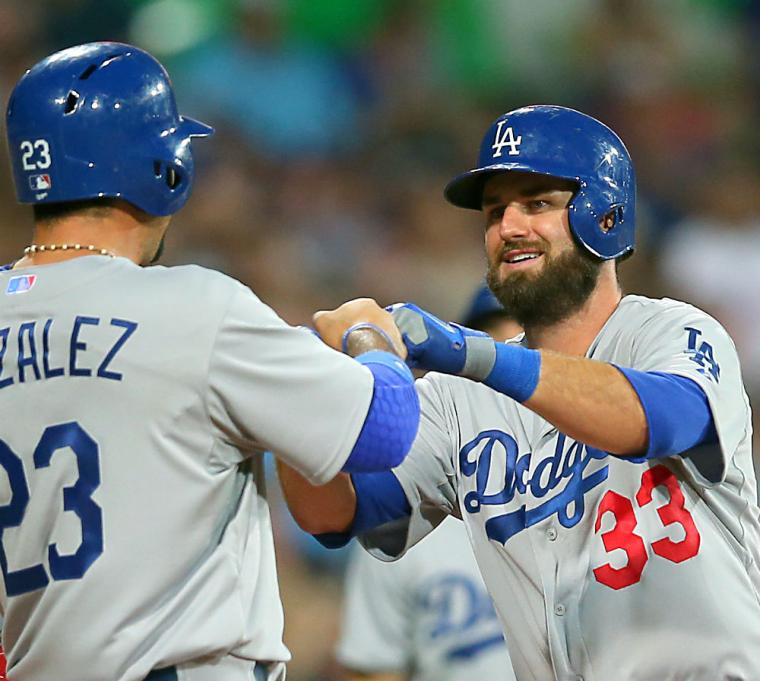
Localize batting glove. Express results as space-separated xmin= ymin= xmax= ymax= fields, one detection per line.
xmin=388 ymin=303 xmax=496 ymax=379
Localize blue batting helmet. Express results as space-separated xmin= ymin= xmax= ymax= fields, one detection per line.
xmin=444 ymin=105 xmax=636 ymax=260
xmin=6 ymin=42 xmax=213 ymax=216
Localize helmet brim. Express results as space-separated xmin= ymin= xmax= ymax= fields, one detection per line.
xmin=180 ymin=116 xmax=214 ymax=138
xmin=444 ymin=163 xmax=546 ymax=210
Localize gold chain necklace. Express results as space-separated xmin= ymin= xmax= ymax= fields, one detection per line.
xmin=23 ymin=244 xmax=116 ymax=258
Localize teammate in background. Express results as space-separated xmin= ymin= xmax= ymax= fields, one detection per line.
xmin=0 ymin=43 xmax=419 ymax=681
xmin=459 ymin=282 xmax=522 ymax=343
xmin=335 ymin=287 xmax=518 ymax=681
xmin=336 ymin=517 xmax=514 ymax=681
xmin=279 ymin=106 xmax=760 ymax=681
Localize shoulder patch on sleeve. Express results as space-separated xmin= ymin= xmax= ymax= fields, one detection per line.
xmin=684 ymin=326 xmax=721 ymax=383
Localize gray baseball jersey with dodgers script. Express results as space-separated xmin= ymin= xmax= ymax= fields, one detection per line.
xmin=0 ymin=256 xmax=376 ymax=681
xmin=337 ymin=515 xmax=516 ymax=681
xmin=360 ymin=295 xmax=760 ymax=681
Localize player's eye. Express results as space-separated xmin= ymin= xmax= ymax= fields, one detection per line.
xmin=527 ymin=199 xmax=550 ymax=211
xmin=485 ymin=206 xmax=505 ymax=225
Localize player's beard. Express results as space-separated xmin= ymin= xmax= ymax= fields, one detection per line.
xmin=486 ymin=241 xmax=602 ymax=329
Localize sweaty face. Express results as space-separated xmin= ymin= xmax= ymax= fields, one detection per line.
xmin=482 ymin=172 xmax=602 ymax=328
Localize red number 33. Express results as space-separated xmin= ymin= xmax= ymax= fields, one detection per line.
xmin=593 ymin=464 xmax=701 ymax=590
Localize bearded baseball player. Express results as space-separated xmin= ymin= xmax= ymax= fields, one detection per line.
xmin=0 ymin=42 xmax=420 ymax=681
xmin=279 ymin=105 xmax=760 ymax=681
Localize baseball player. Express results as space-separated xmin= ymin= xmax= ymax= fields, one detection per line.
xmin=279 ymin=106 xmax=760 ymax=681
xmin=0 ymin=43 xmax=421 ymax=681
xmin=335 ymin=292 xmax=518 ymax=681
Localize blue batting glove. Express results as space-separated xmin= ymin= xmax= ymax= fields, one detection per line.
xmin=388 ymin=303 xmax=493 ymax=377
xmin=389 ymin=303 xmax=542 ymax=401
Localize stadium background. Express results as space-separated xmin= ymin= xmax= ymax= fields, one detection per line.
xmin=0 ymin=1 xmax=758 ymax=678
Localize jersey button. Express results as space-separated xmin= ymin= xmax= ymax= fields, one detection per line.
xmin=546 ymin=527 xmax=558 ymax=541
xmin=554 ymin=604 xmax=566 ymax=616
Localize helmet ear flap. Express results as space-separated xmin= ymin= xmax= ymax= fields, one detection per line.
xmin=568 ymin=186 xmax=635 ymax=260
xmin=153 ymin=161 xmax=186 ymax=191
xmin=600 ymin=205 xmax=624 ymax=234
xmin=166 ymin=165 xmax=180 ymax=190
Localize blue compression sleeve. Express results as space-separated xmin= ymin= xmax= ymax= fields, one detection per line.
xmin=314 ymin=471 xmax=411 ymax=549
xmin=341 ymin=351 xmax=420 ymax=473
xmin=616 ymin=368 xmax=718 ymax=459
xmin=351 ymin=471 xmax=411 ymax=534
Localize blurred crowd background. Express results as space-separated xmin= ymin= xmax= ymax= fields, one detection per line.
xmin=1 ymin=0 xmax=758 ymax=678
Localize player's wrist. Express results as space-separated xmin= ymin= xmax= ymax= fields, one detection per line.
xmin=355 ymin=350 xmax=414 ymax=382
xmin=342 ymin=323 xmax=399 ymax=358
xmin=481 ymin=343 xmax=541 ymax=403
xmin=457 ymin=333 xmax=497 ymax=380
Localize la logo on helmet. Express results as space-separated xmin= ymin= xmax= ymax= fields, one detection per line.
xmin=491 ymin=120 xmax=522 ymax=157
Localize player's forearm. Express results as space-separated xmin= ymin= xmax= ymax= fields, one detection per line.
xmin=392 ymin=304 xmax=649 ymax=456
xmin=276 ymin=460 xmax=356 ymax=535
xmin=480 ymin=345 xmax=715 ymax=458
xmin=525 ymin=351 xmax=647 ymax=455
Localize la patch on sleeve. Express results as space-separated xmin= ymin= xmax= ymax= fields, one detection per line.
xmin=684 ymin=326 xmax=720 ymax=383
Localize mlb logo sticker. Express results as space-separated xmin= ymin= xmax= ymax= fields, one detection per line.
xmin=6 ymin=274 xmax=37 ymax=295
xmin=29 ymin=174 xmax=52 ymax=191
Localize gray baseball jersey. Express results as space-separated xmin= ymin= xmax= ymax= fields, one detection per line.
xmin=360 ymin=295 xmax=760 ymax=681
xmin=336 ymin=515 xmax=515 ymax=681
xmin=0 ymin=256 xmax=375 ymax=681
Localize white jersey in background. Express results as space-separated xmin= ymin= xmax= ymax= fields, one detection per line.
xmin=337 ymin=516 xmax=515 ymax=681
xmin=0 ymin=256 xmax=374 ymax=681
xmin=361 ymin=295 xmax=760 ymax=681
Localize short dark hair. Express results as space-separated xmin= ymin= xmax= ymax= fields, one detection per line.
xmin=33 ymin=198 xmax=122 ymax=224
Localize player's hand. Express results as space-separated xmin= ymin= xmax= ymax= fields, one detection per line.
xmin=389 ymin=302 xmax=491 ymax=374
xmin=313 ymin=298 xmax=407 ymax=359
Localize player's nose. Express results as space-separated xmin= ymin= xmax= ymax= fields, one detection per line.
xmin=497 ymin=203 xmax=531 ymax=241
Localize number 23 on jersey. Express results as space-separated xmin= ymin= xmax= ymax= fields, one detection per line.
xmin=0 ymin=422 xmax=103 ymax=596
